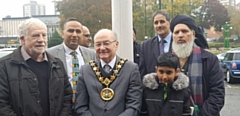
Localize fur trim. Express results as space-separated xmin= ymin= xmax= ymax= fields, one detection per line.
xmin=143 ymin=73 xmax=159 ymax=89
xmin=143 ymin=72 xmax=189 ymax=90
xmin=172 ymin=73 xmax=189 ymax=90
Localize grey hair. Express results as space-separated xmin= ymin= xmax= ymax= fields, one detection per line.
xmin=94 ymin=29 xmax=118 ymax=41
xmin=18 ymin=18 xmax=47 ymax=37
xmin=152 ymin=10 xmax=171 ymax=22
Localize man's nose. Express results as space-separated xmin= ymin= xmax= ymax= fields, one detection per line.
xmin=37 ymin=35 xmax=46 ymax=42
xmin=72 ymin=31 xmax=78 ymax=36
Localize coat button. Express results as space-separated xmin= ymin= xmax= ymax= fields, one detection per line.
xmin=104 ymin=109 xmax=107 ymax=112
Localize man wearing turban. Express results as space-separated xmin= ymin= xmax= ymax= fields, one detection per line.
xmin=171 ymin=14 xmax=225 ymax=116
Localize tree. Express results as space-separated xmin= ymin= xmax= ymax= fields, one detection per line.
xmin=199 ymin=0 xmax=230 ymax=31
xmin=133 ymin=0 xmax=160 ymax=42
xmin=162 ymin=0 xmax=202 ymax=18
xmin=227 ymin=4 xmax=240 ymax=39
xmin=56 ymin=0 xmax=111 ymax=35
xmin=48 ymin=30 xmax=63 ymax=48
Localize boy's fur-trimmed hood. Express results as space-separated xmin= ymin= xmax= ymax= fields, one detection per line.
xmin=143 ymin=72 xmax=189 ymax=90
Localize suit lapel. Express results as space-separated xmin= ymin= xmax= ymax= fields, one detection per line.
xmin=168 ymin=36 xmax=173 ymax=53
xmin=110 ymin=56 xmax=121 ymax=91
xmin=78 ymin=46 xmax=86 ymax=63
xmin=152 ymin=37 xmax=160 ymax=59
xmin=57 ymin=44 xmax=67 ymax=69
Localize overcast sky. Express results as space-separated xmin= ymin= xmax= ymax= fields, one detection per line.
xmin=0 ymin=0 xmax=239 ymax=19
xmin=0 ymin=0 xmax=55 ymax=19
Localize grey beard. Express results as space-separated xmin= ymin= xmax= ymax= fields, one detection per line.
xmin=172 ymin=39 xmax=194 ymax=58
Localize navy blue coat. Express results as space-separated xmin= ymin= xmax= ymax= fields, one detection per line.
xmin=139 ymin=36 xmax=172 ymax=78
xmin=200 ymin=49 xmax=225 ymax=116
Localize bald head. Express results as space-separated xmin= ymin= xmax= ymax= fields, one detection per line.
xmin=94 ymin=29 xmax=117 ymax=41
xmin=94 ymin=29 xmax=119 ymax=63
xmin=79 ymin=25 xmax=92 ymax=47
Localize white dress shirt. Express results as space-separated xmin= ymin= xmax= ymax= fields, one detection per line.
xmin=63 ymin=43 xmax=85 ymax=87
xmin=100 ymin=56 xmax=116 ymax=71
xmin=158 ymin=32 xmax=172 ymax=53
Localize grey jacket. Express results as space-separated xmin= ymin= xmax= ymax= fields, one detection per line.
xmin=75 ymin=56 xmax=143 ymax=116
xmin=47 ymin=44 xmax=96 ymax=70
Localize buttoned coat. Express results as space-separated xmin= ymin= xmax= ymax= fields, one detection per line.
xmin=75 ymin=56 xmax=143 ymax=116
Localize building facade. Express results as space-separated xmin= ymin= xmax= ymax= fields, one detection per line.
xmin=0 ymin=15 xmax=60 ymax=47
xmin=23 ymin=1 xmax=46 ymax=17
xmin=219 ymin=0 xmax=236 ymax=6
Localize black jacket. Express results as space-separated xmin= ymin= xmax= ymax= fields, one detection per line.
xmin=134 ymin=41 xmax=141 ymax=65
xmin=0 ymin=47 xmax=72 ymax=116
xmin=141 ymin=73 xmax=191 ymax=116
xmin=139 ymin=36 xmax=172 ymax=78
xmin=199 ymin=49 xmax=225 ymax=116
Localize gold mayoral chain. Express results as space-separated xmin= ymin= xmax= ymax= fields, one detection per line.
xmin=89 ymin=58 xmax=127 ymax=101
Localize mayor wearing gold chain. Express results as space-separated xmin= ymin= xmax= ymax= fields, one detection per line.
xmin=75 ymin=29 xmax=142 ymax=116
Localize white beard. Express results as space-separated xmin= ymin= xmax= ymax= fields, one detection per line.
xmin=172 ymin=39 xmax=194 ymax=58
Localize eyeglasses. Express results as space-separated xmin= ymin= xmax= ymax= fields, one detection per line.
xmin=84 ymin=34 xmax=91 ymax=38
xmin=94 ymin=40 xmax=117 ymax=47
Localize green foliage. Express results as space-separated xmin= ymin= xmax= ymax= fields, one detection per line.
xmin=199 ymin=0 xmax=230 ymax=31
xmin=162 ymin=0 xmax=202 ymax=18
xmin=56 ymin=0 xmax=111 ymax=35
xmin=133 ymin=0 xmax=203 ymax=42
xmin=209 ymin=50 xmax=221 ymax=55
xmin=227 ymin=5 xmax=240 ymax=39
xmin=48 ymin=30 xmax=63 ymax=48
xmin=55 ymin=0 xmax=211 ymax=43
xmin=133 ymin=0 xmax=158 ymax=42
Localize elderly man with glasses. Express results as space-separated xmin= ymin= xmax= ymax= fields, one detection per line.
xmin=75 ymin=29 xmax=142 ymax=116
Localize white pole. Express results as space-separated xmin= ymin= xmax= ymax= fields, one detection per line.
xmin=112 ymin=0 xmax=133 ymax=62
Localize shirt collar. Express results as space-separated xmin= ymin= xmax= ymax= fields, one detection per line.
xmin=100 ymin=56 xmax=116 ymax=69
xmin=63 ymin=43 xmax=81 ymax=55
xmin=158 ymin=32 xmax=172 ymax=43
xmin=21 ymin=47 xmax=48 ymax=61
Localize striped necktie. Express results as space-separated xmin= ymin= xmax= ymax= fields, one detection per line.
xmin=71 ymin=51 xmax=79 ymax=103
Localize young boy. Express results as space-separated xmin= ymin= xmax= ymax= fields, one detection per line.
xmin=140 ymin=53 xmax=192 ymax=116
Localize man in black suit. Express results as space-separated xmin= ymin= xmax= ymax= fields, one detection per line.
xmin=139 ymin=10 xmax=172 ymax=78
xmin=133 ymin=27 xmax=141 ymax=65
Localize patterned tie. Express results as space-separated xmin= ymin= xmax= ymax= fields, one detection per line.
xmin=159 ymin=39 xmax=165 ymax=55
xmin=103 ymin=64 xmax=111 ymax=73
xmin=71 ymin=51 xmax=79 ymax=103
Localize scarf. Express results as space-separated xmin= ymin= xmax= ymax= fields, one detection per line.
xmin=188 ymin=46 xmax=203 ymax=106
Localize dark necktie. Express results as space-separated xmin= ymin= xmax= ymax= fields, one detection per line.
xmin=104 ymin=64 xmax=111 ymax=73
xmin=159 ymin=39 xmax=166 ymax=55
xmin=71 ymin=51 xmax=79 ymax=103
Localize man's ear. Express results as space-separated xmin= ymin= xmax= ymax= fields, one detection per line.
xmin=176 ymin=68 xmax=180 ymax=76
xmin=155 ymin=66 xmax=158 ymax=72
xmin=61 ymin=30 xmax=64 ymax=40
xmin=192 ymin=30 xmax=195 ymax=37
xmin=19 ymin=36 xmax=25 ymax=44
